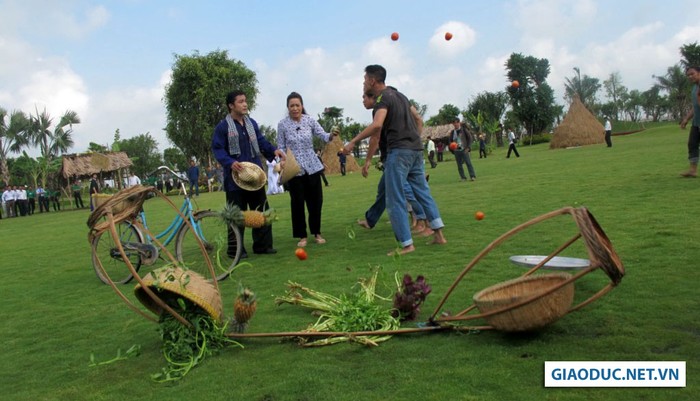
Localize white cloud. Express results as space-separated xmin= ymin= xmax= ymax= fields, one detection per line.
xmin=428 ymin=21 xmax=477 ymax=58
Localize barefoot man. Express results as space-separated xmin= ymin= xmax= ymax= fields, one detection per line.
xmin=343 ymin=64 xmax=446 ymax=255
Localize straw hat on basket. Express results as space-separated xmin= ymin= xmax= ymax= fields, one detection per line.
xmin=232 ymin=162 xmax=267 ymax=191
xmin=278 ymin=149 xmax=301 ymax=185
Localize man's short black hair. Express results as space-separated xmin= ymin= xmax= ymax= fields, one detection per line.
xmin=365 ymin=65 xmax=386 ymax=83
xmin=226 ymin=90 xmax=246 ymax=105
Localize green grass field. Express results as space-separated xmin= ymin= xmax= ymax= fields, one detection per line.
xmin=1 ymin=123 xmax=698 ymax=401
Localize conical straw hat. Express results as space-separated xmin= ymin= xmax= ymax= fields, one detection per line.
xmin=232 ymin=162 xmax=267 ymax=191
xmin=279 ymin=149 xmax=301 ymax=184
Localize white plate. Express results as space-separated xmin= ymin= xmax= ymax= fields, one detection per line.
xmin=509 ymin=255 xmax=590 ymax=270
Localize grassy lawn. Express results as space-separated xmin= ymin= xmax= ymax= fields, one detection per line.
xmin=1 ymin=123 xmax=698 ymax=401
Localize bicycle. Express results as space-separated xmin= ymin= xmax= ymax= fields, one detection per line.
xmin=90 ymin=166 xmax=242 ymax=284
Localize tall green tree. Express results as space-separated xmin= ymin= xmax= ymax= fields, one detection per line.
xmin=163 ymin=147 xmax=188 ymax=172
xmin=654 ymin=64 xmax=691 ymax=120
xmin=117 ymin=133 xmax=162 ymax=178
xmin=164 ymin=50 xmax=258 ymax=163
xmin=409 ymin=99 xmax=428 ymax=118
xmin=505 ymin=53 xmax=560 ymax=136
xmin=0 ymin=108 xmax=30 ymax=185
xmin=680 ymin=42 xmax=700 ymax=69
xmin=425 ymin=104 xmax=461 ymax=126
xmin=621 ymin=89 xmax=643 ymax=122
xmin=564 ymin=67 xmax=601 ymax=111
xmin=603 ymin=72 xmax=628 ymax=120
xmin=27 ymin=108 xmax=80 ymax=187
xmin=259 ymin=124 xmax=277 ymax=146
xmin=466 ymin=91 xmax=509 ymax=145
xmin=640 ymin=86 xmax=668 ymax=122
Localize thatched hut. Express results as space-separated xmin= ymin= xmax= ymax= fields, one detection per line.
xmin=320 ymin=136 xmax=360 ymax=175
xmin=60 ymin=152 xmax=133 ymax=187
xmin=550 ymin=96 xmax=605 ymax=149
xmin=421 ymin=124 xmax=454 ymax=142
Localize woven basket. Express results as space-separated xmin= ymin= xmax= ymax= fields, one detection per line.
xmin=92 ymin=193 xmax=129 ymax=214
xmin=134 ymin=266 xmax=223 ymax=322
xmin=473 ymin=273 xmax=574 ymax=332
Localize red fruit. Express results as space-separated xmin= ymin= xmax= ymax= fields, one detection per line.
xmin=512 ymin=80 xmax=520 ymax=88
xmin=475 ymin=211 xmax=485 ymax=221
xmin=295 ymin=248 xmax=307 ymax=260
xmin=391 ymin=32 xmax=399 ymax=41
xmin=445 ymin=32 xmax=453 ymax=41
xmin=449 ymin=142 xmax=458 ymax=151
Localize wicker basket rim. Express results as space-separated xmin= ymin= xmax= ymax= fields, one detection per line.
xmin=473 ymin=272 xmax=573 ymax=304
xmin=134 ymin=267 xmax=222 ymax=321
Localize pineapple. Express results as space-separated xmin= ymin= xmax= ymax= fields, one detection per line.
xmin=221 ymin=203 xmax=276 ymax=228
xmin=232 ymin=286 xmax=257 ymax=333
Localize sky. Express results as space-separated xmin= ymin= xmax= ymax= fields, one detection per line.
xmin=1 ymin=0 xmax=698 ymax=157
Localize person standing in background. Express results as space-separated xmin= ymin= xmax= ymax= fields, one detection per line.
xmin=450 ymin=118 xmax=477 ymax=181
xmin=680 ymin=66 xmax=700 ymax=178
xmin=604 ymin=118 xmax=612 ymax=148
xmin=426 ymin=136 xmax=437 ymax=168
xmin=187 ymin=159 xmax=200 ymax=196
xmin=71 ymin=180 xmax=84 ymax=209
xmin=506 ymin=127 xmax=520 ymax=158
xmin=89 ymin=174 xmax=100 ymax=211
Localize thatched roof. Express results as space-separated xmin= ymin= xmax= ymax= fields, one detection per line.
xmin=60 ymin=151 xmax=133 ymax=178
xmin=550 ymin=96 xmax=605 ymax=149
xmin=422 ymin=124 xmax=454 ymax=141
xmin=321 ymin=136 xmax=360 ymax=174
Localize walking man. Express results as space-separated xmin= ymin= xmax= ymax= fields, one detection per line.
xmin=343 ymin=64 xmax=446 ymax=256
xmin=680 ymin=65 xmax=700 ymax=178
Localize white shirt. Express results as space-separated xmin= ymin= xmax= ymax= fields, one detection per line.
xmin=17 ymin=189 xmax=27 ymax=200
xmin=604 ymin=120 xmax=612 ymax=131
xmin=426 ymin=139 xmax=436 ymax=153
xmin=128 ymin=175 xmax=141 ymax=187
xmin=508 ymin=130 xmax=516 ymax=144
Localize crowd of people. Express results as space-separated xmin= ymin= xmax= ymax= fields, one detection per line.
xmin=2 ymin=184 xmax=65 ymax=219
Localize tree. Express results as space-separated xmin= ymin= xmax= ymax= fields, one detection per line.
xmin=654 ymin=64 xmax=691 ymax=120
xmin=466 ymin=91 xmax=509 ymax=146
xmin=425 ymin=104 xmax=461 ymax=126
xmin=680 ymin=42 xmax=700 ymax=69
xmin=409 ymin=99 xmax=428 ymax=118
xmin=27 ymin=108 xmax=80 ymax=187
xmin=164 ymin=50 xmax=258 ymax=164
xmin=0 ymin=108 xmax=30 ymax=186
xmin=87 ymin=142 xmax=108 ymax=153
xmin=259 ymin=124 xmax=277 ymax=146
xmin=641 ymin=86 xmax=668 ymax=122
xmin=603 ymin=72 xmax=628 ymax=120
xmin=620 ymin=90 xmax=643 ymax=122
xmin=505 ymin=53 xmax=560 ymax=136
xmin=117 ymin=133 xmax=162 ymax=178
xmin=564 ymin=67 xmax=601 ymax=111
xmin=163 ymin=147 xmax=188 ymax=172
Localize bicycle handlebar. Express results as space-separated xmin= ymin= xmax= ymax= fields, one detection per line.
xmin=148 ymin=165 xmax=188 ymax=182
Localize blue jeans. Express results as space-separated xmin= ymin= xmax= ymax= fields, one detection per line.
xmin=385 ymin=148 xmax=444 ymax=247
xmin=365 ymin=175 xmax=425 ymax=227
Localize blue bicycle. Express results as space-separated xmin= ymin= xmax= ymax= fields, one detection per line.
xmin=90 ymin=166 xmax=242 ymax=284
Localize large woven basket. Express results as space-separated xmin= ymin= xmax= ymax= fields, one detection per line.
xmin=473 ymin=273 xmax=574 ymax=332
xmin=91 ymin=193 xmax=129 ymax=214
xmin=134 ymin=266 xmax=223 ymax=322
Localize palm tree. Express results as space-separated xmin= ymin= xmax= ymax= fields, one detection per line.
xmin=0 ymin=107 xmax=31 ymax=185
xmin=564 ymin=67 xmax=601 ymax=112
xmin=28 ymin=108 xmax=80 ymax=187
xmin=653 ymin=64 xmax=692 ymax=121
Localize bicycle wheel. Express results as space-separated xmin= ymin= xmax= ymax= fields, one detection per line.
xmin=91 ymin=220 xmax=144 ymax=284
xmin=175 ymin=210 xmax=242 ymax=281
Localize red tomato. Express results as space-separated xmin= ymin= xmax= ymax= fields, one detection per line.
xmin=512 ymin=80 xmax=520 ymax=88
xmin=449 ymin=142 xmax=458 ymax=151
xmin=475 ymin=211 xmax=485 ymax=221
xmin=391 ymin=32 xmax=399 ymax=41
xmin=295 ymin=248 xmax=307 ymax=260
xmin=445 ymin=32 xmax=453 ymax=41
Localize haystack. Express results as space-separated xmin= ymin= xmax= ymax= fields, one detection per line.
xmin=550 ymin=96 xmax=604 ymax=149
xmin=321 ymin=136 xmax=360 ymax=175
